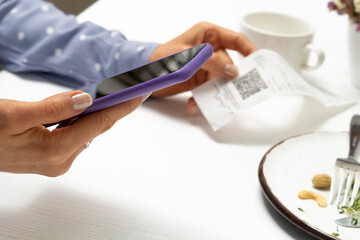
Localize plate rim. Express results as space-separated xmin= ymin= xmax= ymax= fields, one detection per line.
xmin=258 ymin=131 xmax=347 ymax=240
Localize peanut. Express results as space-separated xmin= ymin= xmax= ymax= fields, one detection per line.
xmin=312 ymin=173 xmax=331 ymax=189
xmin=298 ymin=190 xmax=327 ymax=208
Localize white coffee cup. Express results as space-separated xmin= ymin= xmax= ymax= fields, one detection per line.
xmin=240 ymin=12 xmax=324 ymax=72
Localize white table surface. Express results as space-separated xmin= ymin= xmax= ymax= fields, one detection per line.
xmin=1 ymin=0 xmax=360 ymax=239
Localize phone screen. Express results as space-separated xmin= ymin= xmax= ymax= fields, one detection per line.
xmin=95 ymin=44 xmax=206 ymax=98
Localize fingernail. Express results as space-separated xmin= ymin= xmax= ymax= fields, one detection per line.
xmin=142 ymin=92 xmax=152 ymax=102
xmin=224 ymin=63 xmax=238 ymax=77
xmin=190 ymin=104 xmax=199 ymax=114
xmin=72 ymin=92 xmax=92 ymax=111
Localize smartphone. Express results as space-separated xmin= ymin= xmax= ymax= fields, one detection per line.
xmin=46 ymin=43 xmax=213 ymax=127
xmin=80 ymin=43 xmax=212 ymax=115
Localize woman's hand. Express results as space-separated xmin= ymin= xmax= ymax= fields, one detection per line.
xmin=149 ymin=22 xmax=257 ymax=113
xmin=0 ymin=91 xmax=144 ymax=177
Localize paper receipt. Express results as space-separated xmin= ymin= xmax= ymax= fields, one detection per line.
xmin=192 ymin=49 xmax=352 ymax=131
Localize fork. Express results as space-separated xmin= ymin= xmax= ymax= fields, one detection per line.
xmin=330 ymin=115 xmax=360 ymax=206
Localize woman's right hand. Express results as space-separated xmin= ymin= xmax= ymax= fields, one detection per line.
xmin=0 ymin=91 xmax=144 ymax=177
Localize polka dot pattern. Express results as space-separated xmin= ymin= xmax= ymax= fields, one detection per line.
xmin=10 ymin=8 xmax=18 ymax=14
xmin=79 ymin=34 xmax=87 ymax=41
xmin=137 ymin=46 xmax=145 ymax=52
xmin=55 ymin=48 xmax=62 ymax=56
xmin=0 ymin=0 xmax=157 ymax=91
xmin=111 ymin=31 xmax=118 ymax=38
xmin=114 ymin=52 xmax=120 ymax=60
xmin=41 ymin=5 xmax=49 ymax=12
xmin=17 ymin=32 xmax=25 ymax=40
xmin=94 ymin=63 xmax=101 ymax=71
xmin=46 ymin=27 xmax=54 ymax=35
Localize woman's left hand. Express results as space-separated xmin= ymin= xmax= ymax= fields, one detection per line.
xmin=148 ymin=21 xmax=257 ymax=113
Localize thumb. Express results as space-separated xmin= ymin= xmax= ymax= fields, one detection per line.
xmin=13 ymin=91 xmax=92 ymax=130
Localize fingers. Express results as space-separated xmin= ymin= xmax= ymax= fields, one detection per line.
xmin=219 ymin=28 xmax=257 ymax=56
xmin=54 ymin=96 xmax=143 ymax=150
xmin=47 ymin=96 xmax=143 ymax=176
xmin=42 ymin=146 xmax=85 ymax=177
xmin=7 ymin=91 xmax=92 ymax=132
xmin=202 ymin=49 xmax=238 ymax=79
xmin=188 ymin=97 xmax=199 ymax=114
xmin=0 ymin=95 xmax=142 ymax=177
xmin=190 ymin=22 xmax=257 ymax=80
xmin=27 ymin=97 xmax=142 ymax=176
xmin=201 ymin=22 xmax=257 ymax=56
xmin=20 ymin=144 xmax=86 ymax=177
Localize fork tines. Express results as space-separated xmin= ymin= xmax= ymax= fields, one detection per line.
xmin=330 ymin=159 xmax=360 ymax=206
xmin=330 ymin=115 xmax=360 ymax=207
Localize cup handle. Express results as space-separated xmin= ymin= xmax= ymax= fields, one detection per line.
xmin=301 ymin=44 xmax=325 ymax=71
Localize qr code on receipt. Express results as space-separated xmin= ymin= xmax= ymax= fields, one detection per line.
xmin=233 ymin=68 xmax=268 ymax=100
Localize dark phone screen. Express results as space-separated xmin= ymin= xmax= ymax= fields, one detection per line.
xmin=95 ymin=44 xmax=206 ymax=98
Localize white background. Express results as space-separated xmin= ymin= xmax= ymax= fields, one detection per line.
xmin=0 ymin=0 xmax=359 ymax=239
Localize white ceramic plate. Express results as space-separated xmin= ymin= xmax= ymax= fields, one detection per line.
xmin=259 ymin=132 xmax=360 ymax=240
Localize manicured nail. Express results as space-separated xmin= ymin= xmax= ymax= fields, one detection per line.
xmin=224 ymin=63 xmax=238 ymax=77
xmin=190 ymin=104 xmax=199 ymax=114
xmin=142 ymin=92 xmax=152 ymax=102
xmin=72 ymin=92 xmax=92 ymax=111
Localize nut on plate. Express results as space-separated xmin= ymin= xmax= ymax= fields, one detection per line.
xmin=312 ymin=173 xmax=331 ymax=189
xmin=298 ymin=190 xmax=327 ymax=208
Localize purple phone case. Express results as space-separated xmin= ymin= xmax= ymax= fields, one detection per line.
xmin=46 ymin=43 xmax=213 ymax=127
xmin=81 ymin=43 xmax=213 ymax=115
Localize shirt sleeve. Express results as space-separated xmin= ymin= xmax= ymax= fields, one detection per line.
xmin=0 ymin=0 xmax=160 ymax=90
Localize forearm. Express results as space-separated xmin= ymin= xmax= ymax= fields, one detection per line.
xmin=0 ymin=0 xmax=159 ymax=88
